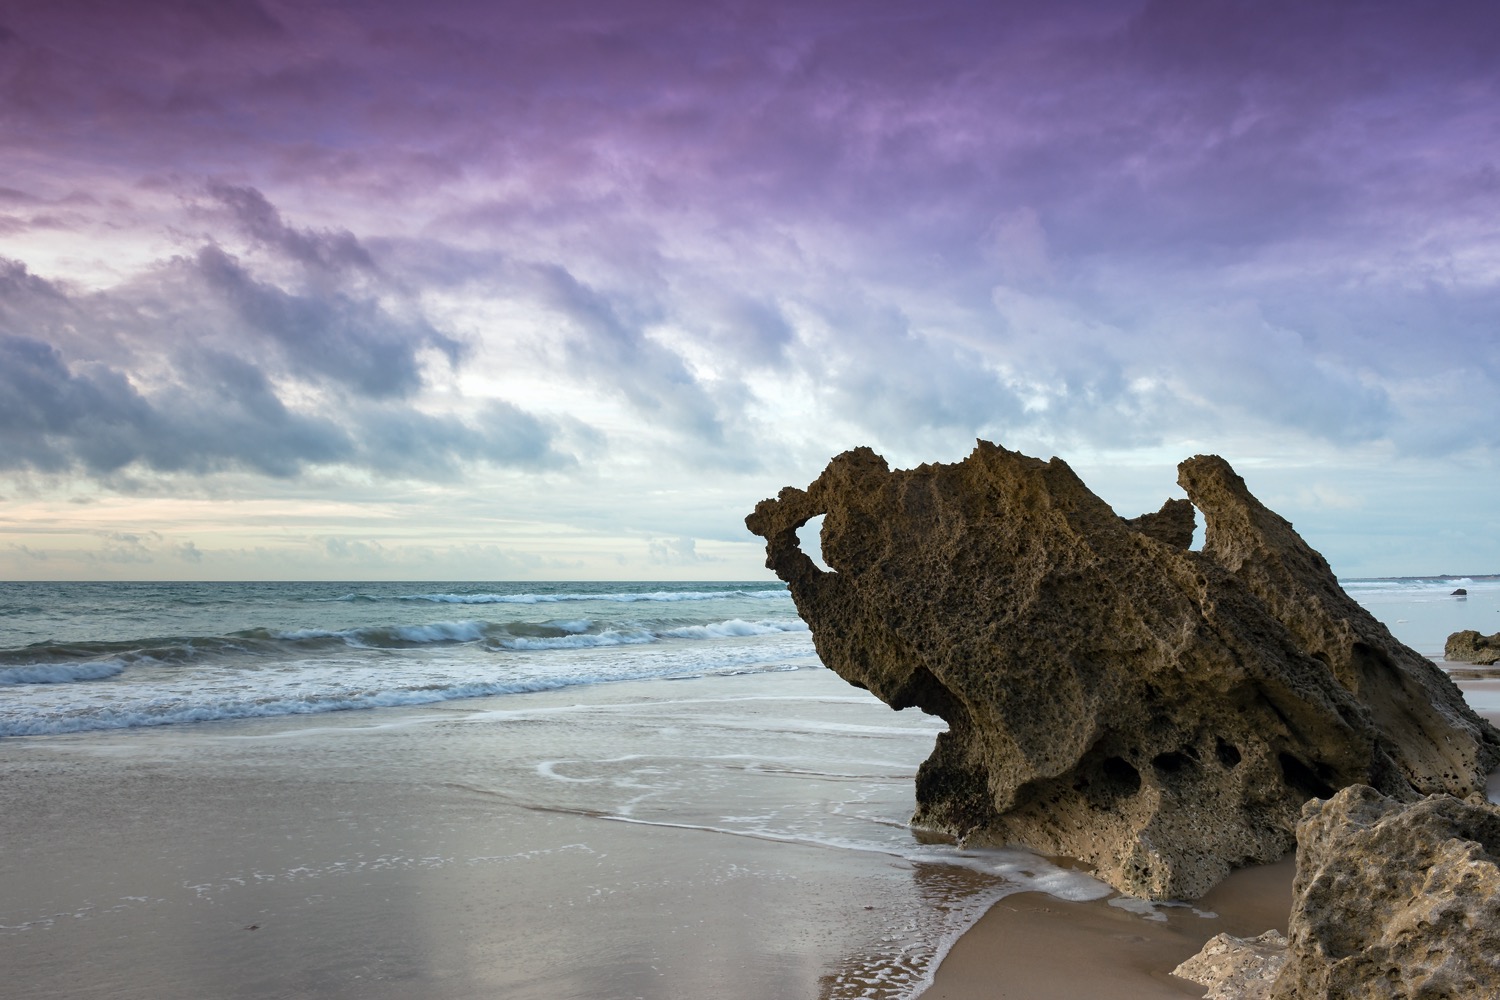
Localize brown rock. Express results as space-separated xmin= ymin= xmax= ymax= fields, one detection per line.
xmin=1446 ymin=629 xmax=1500 ymax=666
xmin=1270 ymin=786 xmax=1500 ymax=999
xmin=745 ymin=442 xmax=1500 ymax=899
xmin=1173 ymin=930 xmax=1289 ymax=1000
xmin=1122 ymin=497 xmax=1197 ymax=549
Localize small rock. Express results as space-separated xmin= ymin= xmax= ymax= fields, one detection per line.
xmin=1174 ymin=930 xmax=1288 ymax=1000
xmin=1453 ymin=587 xmax=1468 ymax=596
xmin=1446 ymin=629 xmax=1500 ymax=665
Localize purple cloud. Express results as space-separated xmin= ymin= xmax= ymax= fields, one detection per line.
xmin=0 ymin=0 xmax=1496 ymax=526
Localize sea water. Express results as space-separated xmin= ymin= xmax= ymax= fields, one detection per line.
xmin=0 ymin=582 xmax=813 ymax=736
xmin=1341 ymin=575 xmax=1500 ymax=658
xmin=1 ymin=576 xmax=1496 ymax=999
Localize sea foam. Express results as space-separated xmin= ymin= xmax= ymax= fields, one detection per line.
xmin=661 ymin=619 xmax=809 ymax=639
xmin=0 ymin=660 xmax=128 ymax=686
xmin=402 ymin=589 xmax=791 ymax=605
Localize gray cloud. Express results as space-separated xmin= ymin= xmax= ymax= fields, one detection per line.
xmin=810 ymin=303 xmax=1026 ymax=446
xmin=0 ymin=330 xmax=572 ymax=480
xmin=206 ymin=182 xmax=379 ymax=277
xmin=190 ymin=243 xmax=457 ymax=400
xmin=648 ymin=536 xmax=721 ymax=566
xmin=0 ymin=333 xmax=349 ymax=477
xmin=528 ymin=262 xmax=737 ymax=448
xmin=353 ymin=401 xmax=573 ymax=479
xmin=0 ymin=234 xmax=572 ymax=480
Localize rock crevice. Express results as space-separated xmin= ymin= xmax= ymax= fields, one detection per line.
xmin=746 ymin=442 xmax=1500 ymax=899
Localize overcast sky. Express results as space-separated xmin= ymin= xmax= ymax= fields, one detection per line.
xmin=1 ymin=0 xmax=1497 ymax=581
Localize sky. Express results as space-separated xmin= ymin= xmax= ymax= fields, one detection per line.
xmin=0 ymin=0 xmax=1498 ymax=582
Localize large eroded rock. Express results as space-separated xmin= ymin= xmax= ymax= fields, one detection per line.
xmin=1270 ymin=786 xmax=1500 ymax=999
xmin=745 ymin=442 xmax=1500 ymax=899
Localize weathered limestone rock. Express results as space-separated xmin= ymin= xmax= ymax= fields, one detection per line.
xmin=1270 ymin=786 xmax=1500 ymax=999
xmin=1445 ymin=629 xmax=1500 ymax=666
xmin=1173 ymin=931 xmax=1289 ymax=1000
xmin=746 ymin=442 xmax=1500 ymax=899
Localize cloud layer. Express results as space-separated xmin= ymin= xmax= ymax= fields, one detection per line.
xmin=1 ymin=0 xmax=1498 ymax=577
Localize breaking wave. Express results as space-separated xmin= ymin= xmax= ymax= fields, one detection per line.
xmin=400 ymin=589 xmax=792 ymax=605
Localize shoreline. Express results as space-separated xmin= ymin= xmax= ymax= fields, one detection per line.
xmin=0 ymin=668 xmax=985 ymax=1000
xmin=921 ymin=672 xmax=1500 ymax=999
xmin=6 ymin=648 xmax=1497 ymax=998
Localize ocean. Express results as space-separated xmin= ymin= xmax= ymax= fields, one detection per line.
xmin=0 ymin=582 xmax=816 ymax=737
xmin=2 ymin=576 xmax=1498 ymax=999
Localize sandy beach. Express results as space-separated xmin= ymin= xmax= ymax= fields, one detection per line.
xmin=4 ymin=666 xmax=1454 ymax=1000
xmin=924 ymin=857 xmax=1295 ymax=999
xmin=1 ymin=667 xmax=1021 ymax=1000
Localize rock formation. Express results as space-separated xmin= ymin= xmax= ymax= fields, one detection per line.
xmin=1445 ymin=629 xmax=1500 ymax=666
xmin=1269 ymin=785 xmax=1500 ymax=999
xmin=746 ymin=442 xmax=1500 ymax=899
xmin=1173 ymin=931 xmax=1288 ymax=1000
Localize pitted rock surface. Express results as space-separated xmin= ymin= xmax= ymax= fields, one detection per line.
xmin=1445 ymin=629 xmax=1500 ymax=666
xmin=745 ymin=442 xmax=1500 ymax=899
xmin=1270 ymin=786 xmax=1500 ymax=999
xmin=1173 ymin=931 xmax=1289 ymax=1000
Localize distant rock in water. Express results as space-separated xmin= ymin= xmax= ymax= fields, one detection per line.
xmin=1446 ymin=629 xmax=1500 ymax=665
xmin=1452 ymin=587 xmax=1468 ymax=596
xmin=1269 ymin=786 xmax=1500 ymax=999
xmin=746 ymin=442 xmax=1500 ymax=900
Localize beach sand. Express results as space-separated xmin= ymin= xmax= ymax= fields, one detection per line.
xmin=923 ymin=857 xmax=1294 ymax=999
xmin=0 ymin=669 xmax=996 ymax=1000
xmin=4 ymin=668 xmax=1493 ymax=1000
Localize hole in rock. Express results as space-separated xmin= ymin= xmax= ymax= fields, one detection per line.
xmin=890 ymin=665 xmax=963 ymax=722
xmin=1151 ymin=750 xmax=1195 ymax=776
xmin=795 ymin=514 xmax=833 ymax=573
xmin=1190 ymin=503 xmax=1205 ymax=551
xmin=1215 ymin=738 xmax=1242 ymax=769
xmin=1278 ymin=752 xmax=1337 ymax=799
xmin=1102 ymin=756 xmax=1142 ymax=797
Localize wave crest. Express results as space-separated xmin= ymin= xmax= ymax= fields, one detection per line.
xmin=403 ymin=589 xmax=791 ymax=605
xmin=0 ymin=660 xmax=128 ymax=686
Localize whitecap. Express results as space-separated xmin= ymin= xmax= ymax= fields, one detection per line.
xmin=489 ymin=630 xmax=657 ymax=651
xmin=0 ymin=660 xmax=128 ymax=686
xmin=403 ymin=589 xmax=792 ymax=605
xmin=660 ymin=619 xmax=809 ymax=640
xmin=390 ymin=621 xmax=488 ymax=644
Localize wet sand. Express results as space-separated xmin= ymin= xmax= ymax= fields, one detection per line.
xmin=923 ymin=857 xmax=1294 ymax=999
xmin=0 ymin=669 xmax=995 ymax=1000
